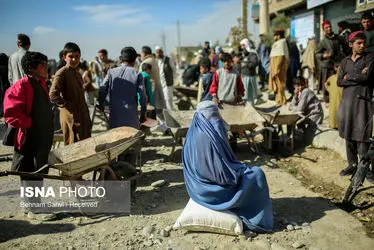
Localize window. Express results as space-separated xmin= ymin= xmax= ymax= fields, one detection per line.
xmin=358 ymin=0 xmax=366 ymax=5
xmin=367 ymin=0 xmax=374 ymax=3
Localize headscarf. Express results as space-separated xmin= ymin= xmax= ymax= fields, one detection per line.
xmin=215 ymin=46 xmax=223 ymax=54
xmin=240 ymin=38 xmax=258 ymax=58
xmin=196 ymin=101 xmax=230 ymax=132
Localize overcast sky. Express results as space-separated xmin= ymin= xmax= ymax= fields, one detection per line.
xmin=1 ymin=0 xmax=259 ymax=61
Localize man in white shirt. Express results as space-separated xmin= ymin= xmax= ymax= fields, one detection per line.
xmin=155 ymin=46 xmax=176 ymax=110
xmin=8 ymin=34 xmax=31 ymax=85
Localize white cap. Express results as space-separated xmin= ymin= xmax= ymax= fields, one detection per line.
xmin=155 ymin=46 xmax=162 ymax=51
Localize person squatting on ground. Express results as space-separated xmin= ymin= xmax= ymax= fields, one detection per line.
xmin=49 ymin=42 xmax=92 ymax=145
xmin=182 ymin=101 xmax=273 ymax=233
xmin=289 ymin=77 xmax=323 ymax=145
xmin=324 ymin=63 xmax=343 ymax=129
xmin=155 ymin=46 xmax=176 ymax=111
xmin=4 ymin=51 xmax=55 ymax=219
xmin=240 ymin=38 xmax=259 ymax=105
xmin=8 ymin=34 xmax=31 ymax=85
xmin=337 ymin=31 xmax=374 ymax=183
xmin=268 ymin=29 xmax=289 ymax=105
xmin=99 ymin=46 xmax=147 ymax=130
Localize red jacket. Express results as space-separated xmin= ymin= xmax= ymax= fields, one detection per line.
xmin=4 ymin=75 xmax=49 ymax=150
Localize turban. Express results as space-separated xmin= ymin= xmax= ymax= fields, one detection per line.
xmin=155 ymin=46 xmax=162 ymax=51
xmin=120 ymin=47 xmax=137 ymax=62
xmin=348 ymin=31 xmax=365 ymax=42
xmin=240 ymin=38 xmax=250 ymax=52
xmin=322 ymin=20 xmax=331 ymax=28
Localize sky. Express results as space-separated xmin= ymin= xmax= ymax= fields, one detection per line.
xmin=0 ymin=0 xmax=259 ymax=61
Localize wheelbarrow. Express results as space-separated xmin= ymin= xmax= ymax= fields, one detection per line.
xmin=253 ymin=105 xmax=301 ymax=153
xmin=163 ymin=104 xmax=265 ymax=156
xmin=0 ymin=127 xmax=145 ymax=181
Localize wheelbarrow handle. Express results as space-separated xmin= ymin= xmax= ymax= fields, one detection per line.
xmin=0 ymin=156 xmax=13 ymax=162
xmin=0 ymin=171 xmax=9 ymax=177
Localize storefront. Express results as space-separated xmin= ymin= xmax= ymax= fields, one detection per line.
xmin=290 ymin=10 xmax=316 ymax=49
xmin=324 ymin=0 xmax=361 ymax=33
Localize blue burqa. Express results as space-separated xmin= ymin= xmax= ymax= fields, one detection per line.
xmin=182 ymin=101 xmax=273 ymax=232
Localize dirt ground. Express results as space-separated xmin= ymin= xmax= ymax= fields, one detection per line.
xmin=0 ymin=118 xmax=374 ymax=250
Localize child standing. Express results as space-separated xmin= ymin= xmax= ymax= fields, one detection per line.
xmin=140 ymin=63 xmax=155 ymax=107
xmin=49 ymin=42 xmax=92 ymax=145
xmin=232 ymin=53 xmax=241 ymax=74
xmin=209 ymin=53 xmax=244 ymax=105
xmin=197 ymin=58 xmax=213 ymax=103
xmin=290 ymin=76 xmax=323 ymax=144
xmin=324 ymin=63 xmax=343 ymax=129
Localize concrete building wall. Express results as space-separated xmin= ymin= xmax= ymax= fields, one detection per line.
xmin=356 ymin=0 xmax=374 ymax=13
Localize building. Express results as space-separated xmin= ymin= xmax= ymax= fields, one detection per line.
xmin=356 ymin=0 xmax=374 ymax=13
xmin=251 ymin=0 xmax=365 ymax=48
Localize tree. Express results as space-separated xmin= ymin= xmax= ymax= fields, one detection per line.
xmin=261 ymin=13 xmax=292 ymax=47
xmin=225 ymin=17 xmax=253 ymax=52
xmin=270 ymin=13 xmax=291 ymax=34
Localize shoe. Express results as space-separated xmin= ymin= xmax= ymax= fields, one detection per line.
xmin=339 ymin=164 xmax=357 ymax=176
xmin=366 ymin=171 xmax=374 ymax=184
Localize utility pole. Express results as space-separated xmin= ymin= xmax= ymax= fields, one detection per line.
xmin=177 ymin=20 xmax=181 ymax=64
xmin=161 ymin=30 xmax=167 ymax=53
xmin=259 ymin=0 xmax=270 ymax=35
xmin=242 ymin=0 xmax=248 ymax=37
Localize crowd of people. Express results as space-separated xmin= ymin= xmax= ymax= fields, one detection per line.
xmin=0 ymin=11 xmax=373 ymax=233
xmin=187 ymin=12 xmax=374 ymax=183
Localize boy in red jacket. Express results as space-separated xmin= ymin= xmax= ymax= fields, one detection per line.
xmin=4 ymin=51 xmax=55 ymax=220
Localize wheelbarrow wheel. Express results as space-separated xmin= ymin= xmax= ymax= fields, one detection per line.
xmin=343 ymin=160 xmax=369 ymax=204
xmin=105 ymin=161 xmax=138 ymax=194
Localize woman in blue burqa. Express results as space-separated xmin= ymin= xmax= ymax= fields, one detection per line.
xmin=182 ymin=101 xmax=273 ymax=232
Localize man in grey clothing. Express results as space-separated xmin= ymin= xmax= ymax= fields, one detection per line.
xmin=8 ymin=34 xmax=30 ymax=85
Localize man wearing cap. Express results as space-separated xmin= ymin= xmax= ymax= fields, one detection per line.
xmin=8 ymin=34 xmax=31 ymax=85
xmin=316 ymin=20 xmax=344 ymax=103
xmin=337 ymin=31 xmax=374 ymax=183
xmin=361 ymin=12 xmax=374 ymax=53
xmin=155 ymin=46 xmax=176 ymax=110
xmin=99 ymin=47 xmax=147 ymax=129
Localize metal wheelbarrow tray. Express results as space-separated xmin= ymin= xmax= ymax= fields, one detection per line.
xmin=0 ymin=127 xmax=145 ymax=180
xmin=164 ymin=104 xmax=265 ymax=154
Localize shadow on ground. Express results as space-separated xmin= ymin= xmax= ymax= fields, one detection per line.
xmin=0 ymin=219 xmax=75 ymax=242
xmin=272 ymin=196 xmax=336 ymax=232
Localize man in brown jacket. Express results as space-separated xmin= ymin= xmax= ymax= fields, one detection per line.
xmin=49 ymin=42 xmax=91 ymax=145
